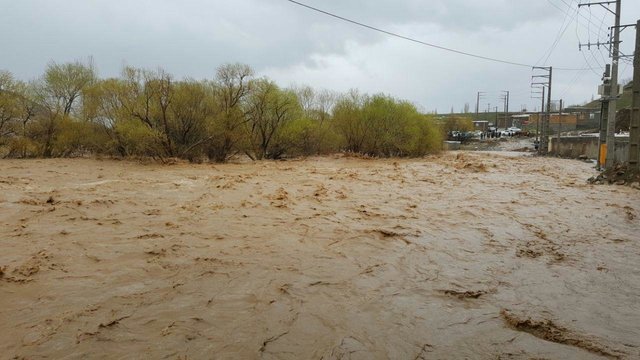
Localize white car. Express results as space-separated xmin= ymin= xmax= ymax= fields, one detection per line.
xmin=507 ymin=127 xmax=522 ymax=134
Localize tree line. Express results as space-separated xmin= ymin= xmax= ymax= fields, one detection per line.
xmin=0 ymin=60 xmax=445 ymax=162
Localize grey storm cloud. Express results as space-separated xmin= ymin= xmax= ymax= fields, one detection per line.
xmin=1 ymin=0 xmax=638 ymax=111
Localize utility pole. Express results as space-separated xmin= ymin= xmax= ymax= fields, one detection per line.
xmin=598 ymin=65 xmax=611 ymax=169
xmin=487 ymin=103 xmax=491 ymax=121
xmin=605 ymin=0 xmax=622 ymax=168
xmin=579 ymin=0 xmax=621 ymax=168
xmin=532 ymin=66 xmax=552 ymax=154
xmin=506 ymin=91 xmax=510 ymax=127
xmin=500 ymin=90 xmax=510 ymax=128
xmin=475 ymin=91 xmax=485 ymax=121
xmin=540 ymin=87 xmax=545 ymax=144
xmin=629 ymin=20 xmax=640 ymax=171
xmin=544 ymin=67 xmax=553 ymax=155
xmin=531 ymin=86 xmax=545 ymax=145
xmin=556 ymin=99 xmax=563 ymax=156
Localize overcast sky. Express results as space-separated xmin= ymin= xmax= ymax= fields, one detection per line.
xmin=1 ymin=0 xmax=638 ymax=112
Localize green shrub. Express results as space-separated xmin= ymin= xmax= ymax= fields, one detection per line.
xmin=3 ymin=136 xmax=39 ymax=158
xmin=53 ymin=118 xmax=109 ymax=156
xmin=1 ymin=65 xmax=445 ymax=161
xmin=113 ymin=119 xmax=164 ymax=157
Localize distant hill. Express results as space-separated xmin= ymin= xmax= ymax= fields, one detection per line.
xmin=579 ymin=81 xmax=633 ymax=110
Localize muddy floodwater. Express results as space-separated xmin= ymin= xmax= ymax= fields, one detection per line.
xmin=1 ymin=152 xmax=639 ymax=359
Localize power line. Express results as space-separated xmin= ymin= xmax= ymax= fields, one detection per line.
xmin=547 ymin=0 xmax=612 ymax=42
xmin=593 ymin=3 xmax=611 ymax=64
xmin=558 ymin=64 xmax=590 ymax=98
xmin=577 ymin=0 xmax=616 ymax=31
xmin=585 ymin=5 xmax=606 ymax=68
xmin=286 ymin=0 xmax=590 ymax=71
xmin=574 ymin=4 xmax=605 ymax=76
xmin=560 ymin=0 xmax=613 ymax=35
xmin=587 ymin=5 xmax=610 ymax=66
xmin=580 ymin=38 xmax=604 ymax=75
xmin=537 ymin=0 xmax=579 ymax=66
xmin=546 ymin=0 xmax=600 ymax=37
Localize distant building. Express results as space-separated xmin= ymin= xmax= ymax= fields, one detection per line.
xmin=549 ymin=113 xmax=578 ymax=132
xmin=563 ymin=106 xmax=601 ymax=130
xmin=510 ymin=114 xmax=530 ymax=128
xmin=527 ymin=113 xmax=578 ymax=133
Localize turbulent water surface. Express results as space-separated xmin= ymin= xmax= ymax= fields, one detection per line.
xmin=1 ymin=153 xmax=639 ymax=359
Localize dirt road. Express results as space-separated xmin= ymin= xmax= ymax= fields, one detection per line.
xmin=1 ymin=153 xmax=638 ymax=359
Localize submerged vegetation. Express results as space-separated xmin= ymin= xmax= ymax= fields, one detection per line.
xmin=0 ymin=60 xmax=445 ymax=162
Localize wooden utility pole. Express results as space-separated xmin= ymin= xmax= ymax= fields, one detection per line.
xmin=629 ymin=20 xmax=640 ymax=170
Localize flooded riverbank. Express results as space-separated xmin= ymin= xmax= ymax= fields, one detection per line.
xmin=1 ymin=153 xmax=638 ymax=359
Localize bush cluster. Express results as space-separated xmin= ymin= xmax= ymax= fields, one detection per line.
xmin=0 ymin=61 xmax=444 ymax=161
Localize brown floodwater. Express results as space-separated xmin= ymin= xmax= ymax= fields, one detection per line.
xmin=1 ymin=152 xmax=638 ymax=359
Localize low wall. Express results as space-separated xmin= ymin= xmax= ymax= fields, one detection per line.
xmin=443 ymin=141 xmax=461 ymax=150
xmin=549 ymin=136 xmax=629 ymax=162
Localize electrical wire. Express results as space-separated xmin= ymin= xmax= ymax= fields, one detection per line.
xmin=538 ymin=0 xmax=603 ymax=75
xmin=558 ymin=0 xmax=614 ymax=35
xmin=548 ymin=0 xmax=613 ymax=45
xmin=586 ymin=5 xmax=609 ymax=68
xmin=536 ymin=0 xmax=573 ymax=65
xmin=558 ymin=65 xmax=590 ymax=98
xmin=570 ymin=0 xmax=632 ymax=76
xmin=574 ymin=2 xmax=604 ymax=76
xmin=536 ymin=0 xmax=578 ymax=66
xmin=546 ymin=0 xmax=602 ymax=38
xmin=620 ymin=60 xmax=630 ymax=76
xmin=579 ymin=35 xmax=604 ymax=76
xmin=286 ymin=0 xmax=591 ymax=71
xmin=594 ymin=3 xmax=611 ymax=65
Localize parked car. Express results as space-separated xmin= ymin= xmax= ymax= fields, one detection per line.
xmin=447 ymin=131 xmax=475 ymax=143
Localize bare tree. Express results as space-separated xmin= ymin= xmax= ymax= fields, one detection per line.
xmin=170 ymin=80 xmax=215 ymax=159
xmin=246 ymin=79 xmax=300 ymax=159
xmin=208 ymin=63 xmax=254 ymax=162
xmin=0 ymin=71 xmax=18 ymax=138
xmin=43 ymin=60 xmax=96 ymax=116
